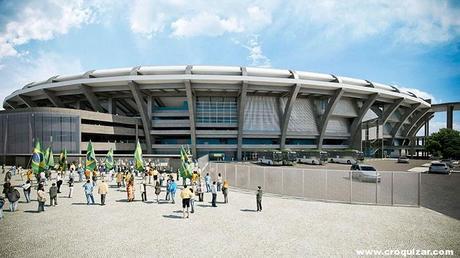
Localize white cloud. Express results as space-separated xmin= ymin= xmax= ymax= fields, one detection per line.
xmin=171 ymin=12 xmax=244 ymax=37
xmin=398 ymin=87 xmax=437 ymax=103
xmin=129 ymin=0 xmax=167 ymax=39
xmin=0 ymin=0 xmax=96 ymax=59
xmin=0 ymin=52 xmax=84 ymax=108
xmin=234 ymin=36 xmax=271 ymax=68
xmin=288 ymin=0 xmax=460 ymax=44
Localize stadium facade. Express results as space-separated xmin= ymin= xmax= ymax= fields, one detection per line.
xmin=1 ymin=65 xmax=432 ymax=164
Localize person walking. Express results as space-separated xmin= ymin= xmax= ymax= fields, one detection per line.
xmin=222 ymin=180 xmax=229 ymax=203
xmin=4 ymin=170 xmax=11 ymax=183
xmin=6 ymin=186 xmax=20 ymax=212
xmin=68 ymin=177 xmax=74 ymax=198
xmin=180 ymin=185 xmax=192 ymax=218
xmin=168 ymin=179 xmax=177 ymax=204
xmin=140 ymin=181 xmax=146 ymax=202
xmin=98 ymin=179 xmax=108 ymax=205
xmin=0 ymin=196 xmax=4 ymax=220
xmin=154 ymin=181 xmax=161 ymax=203
xmin=165 ymin=178 xmax=171 ymax=201
xmin=49 ymin=183 xmax=58 ymax=206
xmin=197 ymin=179 xmax=204 ymax=202
xmin=22 ymin=180 xmax=32 ymax=203
xmin=56 ymin=174 xmax=63 ymax=193
xmin=37 ymin=184 xmax=46 ymax=212
xmin=205 ymin=173 xmax=211 ymax=192
xmin=127 ymin=178 xmax=135 ymax=202
xmin=83 ymin=180 xmax=95 ymax=205
xmin=189 ymin=187 xmax=195 ymax=214
xmin=256 ymin=186 xmax=263 ymax=212
xmin=116 ymin=172 xmax=123 ymax=189
xmin=217 ymin=173 xmax=223 ymax=192
xmin=77 ymin=165 xmax=84 ymax=182
xmin=211 ymin=181 xmax=217 ymax=207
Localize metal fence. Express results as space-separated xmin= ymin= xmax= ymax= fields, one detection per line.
xmin=204 ymin=163 xmax=421 ymax=207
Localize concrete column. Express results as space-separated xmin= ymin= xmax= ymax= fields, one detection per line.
xmin=447 ymin=105 xmax=454 ymax=129
xmin=424 ymin=119 xmax=429 ymax=137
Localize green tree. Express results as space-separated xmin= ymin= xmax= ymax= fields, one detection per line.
xmin=425 ymin=128 xmax=460 ymax=159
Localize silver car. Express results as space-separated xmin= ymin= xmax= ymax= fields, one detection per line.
xmin=350 ymin=164 xmax=381 ymax=182
xmin=429 ymin=162 xmax=450 ymax=174
xmin=397 ymin=156 xmax=409 ymax=163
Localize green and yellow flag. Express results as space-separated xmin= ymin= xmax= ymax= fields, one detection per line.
xmin=58 ymin=149 xmax=66 ymax=171
xmin=134 ymin=140 xmax=144 ymax=172
xmin=48 ymin=148 xmax=55 ymax=170
xmin=85 ymin=141 xmax=96 ymax=171
xmin=179 ymin=145 xmax=192 ymax=179
xmin=43 ymin=147 xmax=50 ymax=170
xmin=105 ymin=148 xmax=114 ymax=170
xmin=31 ymin=140 xmax=45 ymax=174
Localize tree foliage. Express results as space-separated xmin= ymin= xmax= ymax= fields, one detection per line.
xmin=425 ymin=128 xmax=460 ymax=159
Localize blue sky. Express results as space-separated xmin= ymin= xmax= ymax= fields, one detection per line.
xmin=0 ymin=0 xmax=459 ymax=133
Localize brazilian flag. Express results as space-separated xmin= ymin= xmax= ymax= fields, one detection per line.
xmin=58 ymin=149 xmax=66 ymax=171
xmin=134 ymin=140 xmax=144 ymax=172
xmin=85 ymin=141 xmax=96 ymax=171
xmin=105 ymin=148 xmax=114 ymax=170
xmin=31 ymin=140 xmax=45 ymax=174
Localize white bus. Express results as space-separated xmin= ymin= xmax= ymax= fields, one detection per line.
xmin=328 ymin=150 xmax=364 ymax=164
xmin=296 ymin=150 xmax=328 ymax=165
xmin=257 ymin=150 xmax=284 ymax=166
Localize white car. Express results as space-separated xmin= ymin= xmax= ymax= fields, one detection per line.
xmin=429 ymin=162 xmax=450 ymax=174
xmin=330 ymin=156 xmax=357 ymax=165
xmin=297 ymin=157 xmax=323 ymax=165
xmin=350 ymin=164 xmax=381 ymax=182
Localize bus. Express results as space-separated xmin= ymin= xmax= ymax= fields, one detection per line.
xmin=281 ymin=150 xmax=297 ymax=166
xmin=296 ymin=150 xmax=328 ymax=165
xmin=257 ymin=150 xmax=284 ymax=166
xmin=328 ymin=149 xmax=364 ymax=164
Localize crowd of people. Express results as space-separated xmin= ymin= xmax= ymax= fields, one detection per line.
xmin=0 ymin=162 xmax=264 ymax=220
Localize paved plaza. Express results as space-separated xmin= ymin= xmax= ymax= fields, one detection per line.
xmin=1 ymin=167 xmax=459 ymax=257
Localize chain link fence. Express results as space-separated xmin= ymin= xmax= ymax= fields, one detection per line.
xmin=204 ymin=162 xmax=420 ymax=206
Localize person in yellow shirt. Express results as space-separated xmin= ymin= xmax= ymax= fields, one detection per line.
xmin=180 ymin=185 xmax=192 ymax=219
xmin=98 ymin=179 xmax=109 ymax=205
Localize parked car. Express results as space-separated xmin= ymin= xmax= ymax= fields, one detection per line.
xmin=350 ymin=164 xmax=381 ymax=182
xmin=397 ymin=156 xmax=409 ymax=163
xmin=428 ymin=162 xmax=450 ymax=174
xmin=440 ymin=159 xmax=453 ymax=168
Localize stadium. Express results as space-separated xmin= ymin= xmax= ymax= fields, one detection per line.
xmin=0 ymin=65 xmax=432 ymax=165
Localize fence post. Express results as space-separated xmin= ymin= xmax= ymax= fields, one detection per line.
xmin=349 ymin=171 xmax=353 ymax=203
xmin=375 ymin=171 xmax=378 ymax=204
xmin=302 ymin=169 xmax=305 ymax=199
xmin=263 ymin=167 xmax=266 ymax=191
xmin=417 ymin=172 xmax=421 ymax=207
xmin=325 ymin=169 xmax=328 ymax=200
xmin=247 ymin=166 xmax=251 ymax=189
xmin=235 ymin=165 xmax=238 ymax=187
xmin=281 ymin=168 xmax=284 ymax=195
xmin=391 ymin=172 xmax=394 ymax=205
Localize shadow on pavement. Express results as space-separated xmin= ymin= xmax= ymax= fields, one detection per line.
xmin=24 ymin=210 xmax=40 ymax=213
xmin=240 ymin=209 xmax=257 ymax=212
xmin=421 ymin=173 xmax=460 ymax=220
xmin=115 ymin=199 xmax=142 ymax=203
xmin=71 ymin=203 xmax=92 ymax=205
xmin=162 ymin=214 xmax=183 ymax=219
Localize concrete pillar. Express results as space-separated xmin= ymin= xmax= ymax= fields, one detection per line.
xmin=424 ymin=119 xmax=429 ymax=137
xmin=447 ymin=105 xmax=454 ymax=129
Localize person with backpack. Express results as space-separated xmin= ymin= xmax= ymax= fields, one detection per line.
xmin=6 ymin=186 xmax=20 ymax=212
xmin=37 ymin=184 xmax=46 ymax=212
